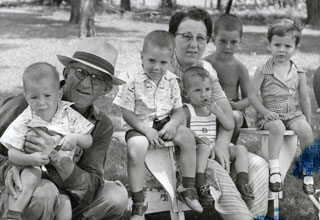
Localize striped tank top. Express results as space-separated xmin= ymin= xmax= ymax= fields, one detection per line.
xmin=185 ymin=103 xmax=217 ymax=145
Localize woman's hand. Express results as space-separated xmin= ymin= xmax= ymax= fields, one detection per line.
xmin=25 ymin=127 xmax=61 ymax=154
xmin=5 ymin=165 xmax=22 ymax=200
xmin=49 ymin=151 xmax=75 ymax=181
xmin=214 ymin=145 xmax=231 ymax=173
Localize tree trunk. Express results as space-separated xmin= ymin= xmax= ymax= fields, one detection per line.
xmin=306 ymin=0 xmax=320 ymax=28
xmin=225 ymin=0 xmax=234 ymax=14
xmin=161 ymin=0 xmax=174 ymax=8
xmin=69 ymin=0 xmax=81 ymax=24
xmin=79 ymin=0 xmax=96 ymax=38
xmin=120 ymin=0 xmax=131 ymax=11
xmin=217 ymin=0 xmax=221 ymax=10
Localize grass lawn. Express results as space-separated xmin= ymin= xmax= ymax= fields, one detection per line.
xmin=1 ymin=6 xmax=320 ymax=220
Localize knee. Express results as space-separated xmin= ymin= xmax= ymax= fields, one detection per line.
xmin=235 ymin=145 xmax=248 ymax=157
xmin=127 ymin=137 xmax=148 ymax=162
xmin=21 ymin=167 xmax=41 ymax=189
xmin=299 ymin=128 xmax=314 ymax=146
xmin=233 ymin=111 xmax=243 ymax=129
xmin=174 ymin=126 xmax=196 ymax=149
xmin=269 ymin=122 xmax=286 ymax=135
xmin=24 ymin=180 xmax=59 ymax=219
xmin=99 ymin=181 xmax=128 ymax=217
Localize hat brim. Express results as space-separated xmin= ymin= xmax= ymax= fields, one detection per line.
xmin=57 ymin=54 xmax=125 ymax=85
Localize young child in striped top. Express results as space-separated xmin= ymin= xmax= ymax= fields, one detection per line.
xmin=183 ymin=66 xmax=254 ymax=201
xmin=249 ymin=18 xmax=314 ymax=194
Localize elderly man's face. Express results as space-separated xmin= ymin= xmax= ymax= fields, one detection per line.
xmin=63 ymin=62 xmax=112 ymax=111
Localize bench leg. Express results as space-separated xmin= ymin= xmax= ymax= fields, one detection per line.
xmin=267 ymin=199 xmax=280 ymax=220
xmin=170 ymin=211 xmax=185 ymax=220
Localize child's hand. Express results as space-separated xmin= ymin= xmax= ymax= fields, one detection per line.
xmin=30 ymin=152 xmax=49 ymax=166
xmin=210 ymin=148 xmax=215 ymax=159
xmin=159 ymin=122 xmax=177 ymax=141
xmin=207 ymin=101 xmax=223 ymax=115
xmin=59 ymin=134 xmax=78 ymax=151
xmin=145 ymin=128 xmax=164 ymax=148
xmin=264 ymin=111 xmax=279 ymax=121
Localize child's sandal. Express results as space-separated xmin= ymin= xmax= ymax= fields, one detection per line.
xmin=269 ymin=172 xmax=283 ymax=192
xmin=301 ymin=174 xmax=315 ymax=195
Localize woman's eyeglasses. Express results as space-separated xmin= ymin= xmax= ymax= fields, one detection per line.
xmin=176 ymin=33 xmax=208 ymax=45
xmin=67 ymin=67 xmax=110 ymax=86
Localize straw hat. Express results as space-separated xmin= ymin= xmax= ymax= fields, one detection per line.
xmin=57 ymin=38 xmax=125 ymax=85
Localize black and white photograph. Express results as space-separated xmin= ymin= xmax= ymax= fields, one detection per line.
xmin=0 ymin=0 xmax=320 ymax=219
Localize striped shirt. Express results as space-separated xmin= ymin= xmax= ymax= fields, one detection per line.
xmin=184 ymin=103 xmax=217 ymax=146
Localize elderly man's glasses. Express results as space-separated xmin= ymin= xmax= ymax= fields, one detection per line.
xmin=68 ymin=67 xmax=110 ymax=86
xmin=176 ymin=33 xmax=208 ymax=44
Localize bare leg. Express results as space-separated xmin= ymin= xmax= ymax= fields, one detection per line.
xmin=231 ymin=110 xmax=244 ymax=145
xmin=230 ymin=145 xmax=249 ymax=174
xmin=127 ymin=136 xmax=149 ymax=193
xmin=263 ymin=120 xmax=286 ymax=160
xmin=174 ymin=125 xmax=197 ymax=178
xmin=8 ymin=167 xmax=41 ymax=213
xmin=289 ymin=119 xmax=313 ymax=153
xmin=196 ymin=144 xmax=211 ymax=173
xmin=263 ymin=120 xmax=285 ymax=191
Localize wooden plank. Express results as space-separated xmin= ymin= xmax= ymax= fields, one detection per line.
xmin=239 ymin=128 xmax=296 ymax=136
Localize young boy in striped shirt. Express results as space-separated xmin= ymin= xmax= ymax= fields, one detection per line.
xmin=183 ymin=66 xmax=254 ymax=202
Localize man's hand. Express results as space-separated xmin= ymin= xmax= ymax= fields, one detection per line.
xmin=214 ymin=146 xmax=231 ymax=173
xmin=5 ymin=166 xmax=22 ymax=200
xmin=264 ymin=111 xmax=279 ymax=121
xmin=159 ymin=122 xmax=177 ymax=141
xmin=145 ymin=128 xmax=164 ymax=148
xmin=25 ymin=127 xmax=61 ymax=154
xmin=49 ymin=151 xmax=75 ymax=181
xmin=59 ymin=134 xmax=78 ymax=151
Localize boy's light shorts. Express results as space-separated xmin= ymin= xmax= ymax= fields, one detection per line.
xmin=256 ymin=101 xmax=306 ymax=129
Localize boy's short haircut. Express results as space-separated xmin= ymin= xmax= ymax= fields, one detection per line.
xmin=183 ymin=66 xmax=211 ymax=89
xmin=213 ymin=14 xmax=243 ymax=37
xmin=267 ymin=18 xmax=302 ymax=46
xmin=142 ymin=30 xmax=175 ymax=55
xmin=23 ymin=62 xmax=60 ymax=92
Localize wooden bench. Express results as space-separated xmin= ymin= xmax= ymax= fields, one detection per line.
xmin=240 ymin=128 xmax=298 ymax=219
xmin=144 ymin=141 xmax=190 ymax=220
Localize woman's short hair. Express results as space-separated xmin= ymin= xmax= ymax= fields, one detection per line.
xmin=168 ymin=7 xmax=212 ymax=42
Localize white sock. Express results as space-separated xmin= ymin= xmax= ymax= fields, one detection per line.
xmin=303 ymin=175 xmax=314 ymax=185
xmin=269 ymin=159 xmax=281 ymax=183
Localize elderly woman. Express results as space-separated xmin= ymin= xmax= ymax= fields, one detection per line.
xmin=168 ymin=7 xmax=268 ymax=220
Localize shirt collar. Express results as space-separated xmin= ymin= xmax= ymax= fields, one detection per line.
xmin=83 ymin=104 xmax=101 ymax=121
xmin=135 ymin=70 xmax=179 ymax=83
xmin=263 ymin=58 xmax=305 ymax=75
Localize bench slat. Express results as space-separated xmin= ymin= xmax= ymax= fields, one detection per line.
xmin=240 ymin=128 xmax=296 ymax=136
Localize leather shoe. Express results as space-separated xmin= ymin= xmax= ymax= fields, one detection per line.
xmin=269 ymin=172 xmax=283 ymax=192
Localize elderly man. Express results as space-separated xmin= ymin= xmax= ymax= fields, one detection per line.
xmin=0 ymin=38 xmax=128 ymax=220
